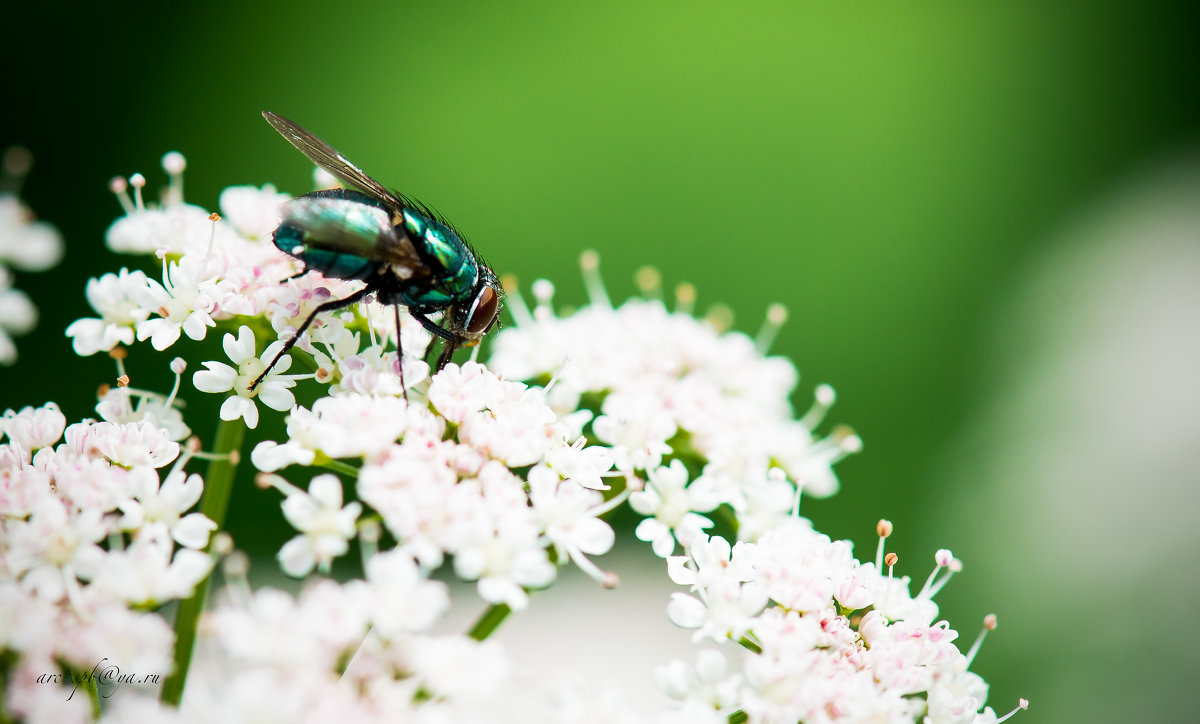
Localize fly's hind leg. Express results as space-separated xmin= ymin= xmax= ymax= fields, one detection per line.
xmin=249 ymin=285 xmax=373 ymax=391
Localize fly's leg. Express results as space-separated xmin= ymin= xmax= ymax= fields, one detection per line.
xmin=249 ymin=285 xmax=373 ymax=391
xmin=409 ymin=311 xmax=462 ymax=372
xmin=435 ymin=340 xmax=459 ymax=371
xmin=393 ymin=305 xmax=408 ymax=403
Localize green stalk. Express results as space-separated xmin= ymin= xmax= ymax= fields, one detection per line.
xmin=160 ymin=417 xmax=245 ymax=706
xmin=81 ymin=669 xmax=101 ymax=719
xmin=467 ymin=603 xmax=512 ymax=641
xmin=315 ymin=457 xmax=360 ymax=478
xmin=735 ymin=634 xmax=762 ymax=654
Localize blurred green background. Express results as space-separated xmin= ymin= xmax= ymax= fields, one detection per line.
xmin=3 ymin=2 xmax=1198 ymax=721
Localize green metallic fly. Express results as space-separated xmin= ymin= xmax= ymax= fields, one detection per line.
xmin=249 ymin=111 xmax=502 ymax=397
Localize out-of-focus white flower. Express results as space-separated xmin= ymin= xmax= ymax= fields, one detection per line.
xmin=654 ymin=650 xmax=741 ymax=714
xmin=363 ymin=550 xmax=449 ymax=638
xmin=193 ymin=325 xmax=299 ymax=429
xmin=276 ymin=474 xmax=362 ymax=577
xmin=118 ymin=468 xmax=215 ymax=550
xmin=87 ymin=539 xmax=213 ymax=606
xmin=218 ymin=183 xmax=290 ymax=239
xmin=0 ymin=151 xmax=64 ymax=364
xmin=65 ymin=268 xmax=152 ymax=356
xmin=5 ymin=497 xmax=107 ymax=601
xmin=0 ymin=268 xmax=36 ymax=365
xmin=0 ymin=189 xmax=64 ymax=272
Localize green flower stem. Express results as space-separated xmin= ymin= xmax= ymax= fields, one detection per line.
xmin=728 ymin=710 xmax=749 ymax=724
xmin=467 ymin=603 xmax=512 ymax=641
xmin=735 ymin=634 xmax=762 ymax=654
xmin=80 ymin=669 xmax=101 ymax=719
xmin=316 ymin=457 xmax=360 ymax=478
xmin=160 ymin=417 xmax=245 ymax=706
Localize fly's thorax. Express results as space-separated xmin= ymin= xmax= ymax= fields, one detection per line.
xmin=397 ymin=207 xmax=479 ymax=307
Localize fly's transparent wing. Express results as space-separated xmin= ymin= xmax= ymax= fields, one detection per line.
xmin=263 ymin=111 xmax=401 ymax=208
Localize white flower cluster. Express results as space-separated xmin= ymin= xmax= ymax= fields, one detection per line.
xmin=658 ymin=523 xmax=1015 ymax=724
xmin=0 ymin=147 xmax=64 ymax=364
xmin=99 ymin=553 xmax=645 ymax=724
xmin=0 ymin=154 xmax=1024 ymax=723
xmin=483 ymin=263 xmax=1023 ymax=723
xmin=0 ymin=399 xmax=216 ymax=721
xmin=489 ymin=263 xmax=863 ymax=554
xmin=252 ymin=362 xmax=619 ymax=610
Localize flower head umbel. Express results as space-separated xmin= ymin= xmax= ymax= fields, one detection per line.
xmin=0 ymin=145 xmax=1022 ymax=724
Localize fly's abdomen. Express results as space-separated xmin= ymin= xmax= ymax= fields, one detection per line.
xmin=274 ymin=189 xmax=394 ymax=281
xmin=273 ymin=224 xmax=378 ymax=280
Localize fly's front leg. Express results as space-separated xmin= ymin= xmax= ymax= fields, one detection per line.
xmin=409 ymin=311 xmax=461 ymax=372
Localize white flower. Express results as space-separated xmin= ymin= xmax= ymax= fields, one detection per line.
xmin=218 ymin=183 xmax=291 ymax=238
xmin=72 ymin=420 xmax=181 ymax=469
xmin=363 ymin=550 xmax=450 ymax=638
xmin=5 ymin=498 xmax=107 ymax=601
xmin=654 ymin=650 xmax=741 ymax=712
xmin=0 ymin=193 xmax=64 ymax=272
xmin=277 ymin=474 xmax=362 ymax=577
xmin=95 ymin=386 xmax=190 ymax=441
xmin=545 ymin=436 xmax=615 ymax=491
xmin=134 ymin=255 xmax=221 ymax=350
xmin=2 ymin=402 xmax=65 ymax=450
xmin=193 ymin=325 xmax=298 ymax=429
xmin=630 ymin=460 xmax=719 ymax=557
xmin=118 ymin=468 xmax=215 ymax=550
xmin=527 ymin=465 xmax=616 ymax=584
xmin=65 ymin=268 xmax=151 ymax=356
xmin=87 ymin=539 xmax=213 ymax=606
xmin=0 ymin=269 xmax=35 ymax=365
xmin=452 ymin=464 xmax=556 ymax=610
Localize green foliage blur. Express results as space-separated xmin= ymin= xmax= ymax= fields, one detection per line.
xmin=3 ymin=2 xmax=1197 ymax=722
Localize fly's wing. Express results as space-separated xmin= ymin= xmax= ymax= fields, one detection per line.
xmin=264 ymin=111 xmax=402 ymax=209
xmin=264 ymin=112 xmax=426 ymax=269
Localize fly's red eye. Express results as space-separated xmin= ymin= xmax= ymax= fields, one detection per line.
xmin=465 ymin=285 xmax=500 ymax=336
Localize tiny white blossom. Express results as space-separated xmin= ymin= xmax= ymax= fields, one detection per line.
xmin=64 ymin=268 xmax=151 ymax=356
xmin=134 ymin=255 xmax=221 ymax=350
xmin=118 ymin=468 xmax=215 ymax=550
xmin=193 ymin=325 xmax=297 ymax=429
xmin=278 ymin=474 xmax=362 ymax=577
